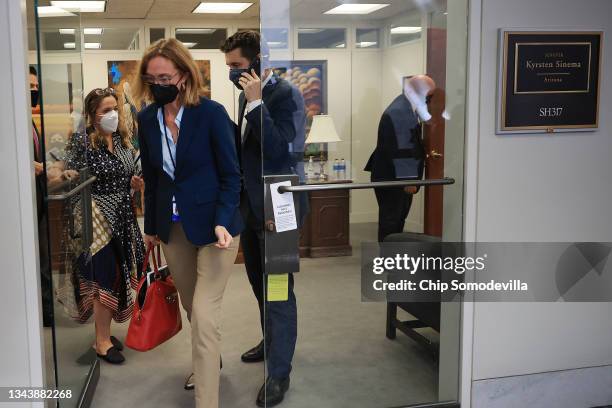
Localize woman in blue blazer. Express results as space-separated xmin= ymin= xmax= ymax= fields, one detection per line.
xmin=134 ymin=39 xmax=243 ymax=408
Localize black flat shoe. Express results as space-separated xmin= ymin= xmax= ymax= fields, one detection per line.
xmin=184 ymin=358 xmax=223 ymax=391
xmin=96 ymin=346 xmax=125 ymax=365
xmin=110 ymin=336 xmax=124 ymax=351
xmin=256 ymin=376 xmax=290 ymax=407
xmin=92 ymin=337 xmax=123 ymax=352
xmin=241 ymin=340 xmax=264 ymax=363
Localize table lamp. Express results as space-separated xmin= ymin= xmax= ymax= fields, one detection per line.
xmin=306 ymin=114 xmax=342 ymax=180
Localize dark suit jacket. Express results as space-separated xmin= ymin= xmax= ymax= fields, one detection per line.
xmin=365 ymin=94 xmax=425 ymax=183
xmin=237 ymin=75 xmax=308 ymax=229
xmin=33 ymin=122 xmax=45 ymax=223
xmin=138 ymin=97 xmax=243 ymax=246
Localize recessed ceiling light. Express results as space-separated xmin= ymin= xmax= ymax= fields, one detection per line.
xmin=324 ymin=4 xmax=389 ymax=15
xmin=84 ymin=42 xmax=101 ymax=49
xmin=181 ymin=42 xmax=199 ymax=48
xmin=84 ymin=28 xmax=103 ymax=35
xmin=59 ymin=28 xmax=76 ymax=35
xmin=192 ymin=2 xmax=253 ymax=14
xmin=51 ymin=1 xmax=106 ymax=13
xmin=175 ymin=28 xmax=216 ymax=34
xmin=63 ymin=42 xmax=76 ymax=49
xmin=335 ymin=43 xmax=346 ymax=48
xmin=37 ymin=6 xmax=75 ymax=17
xmin=390 ymin=26 xmax=422 ymax=35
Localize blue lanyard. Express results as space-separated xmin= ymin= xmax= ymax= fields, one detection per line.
xmin=161 ymin=106 xmax=177 ymax=172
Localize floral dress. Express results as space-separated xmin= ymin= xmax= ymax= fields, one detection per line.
xmin=62 ymin=131 xmax=145 ymax=323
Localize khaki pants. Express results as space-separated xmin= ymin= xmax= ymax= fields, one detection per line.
xmin=161 ymin=223 xmax=240 ymax=408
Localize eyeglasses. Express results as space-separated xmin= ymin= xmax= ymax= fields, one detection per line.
xmin=141 ymin=72 xmax=181 ymax=86
xmin=93 ymin=87 xmax=116 ymax=96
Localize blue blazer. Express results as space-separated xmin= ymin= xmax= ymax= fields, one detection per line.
xmin=138 ymin=97 xmax=243 ymax=246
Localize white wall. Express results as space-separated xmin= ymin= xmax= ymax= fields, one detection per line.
xmin=465 ymin=0 xmax=612 ymax=386
xmin=0 ymin=0 xmax=46 ymax=405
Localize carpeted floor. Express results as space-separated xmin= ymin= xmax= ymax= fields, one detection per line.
xmin=51 ymin=223 xmax=444 ymax=408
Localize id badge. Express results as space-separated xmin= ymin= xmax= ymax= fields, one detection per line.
xmin=171 ymin=198 xmax=180 ymax=222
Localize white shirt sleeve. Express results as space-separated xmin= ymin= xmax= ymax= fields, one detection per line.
xmin=246 ymin=99 xmax=263 ymax=113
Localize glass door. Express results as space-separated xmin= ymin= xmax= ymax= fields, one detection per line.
xmin=260 ymin=0 xmax=468 ymax=406
xmin=28 ymin=1 xmax=97 ymax=406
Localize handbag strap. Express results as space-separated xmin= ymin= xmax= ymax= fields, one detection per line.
xmin=156 ymin=245 xmax=162 ymax=267
xmin=142 ymin=243 xmax=160 ymax=276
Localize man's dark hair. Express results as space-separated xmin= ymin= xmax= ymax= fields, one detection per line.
xmin=29 ymin=65 xmax=38 ymax=76
xmin=220 ymin=30 xmax=261 ymax=61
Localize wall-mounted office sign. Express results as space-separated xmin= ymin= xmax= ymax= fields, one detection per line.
xmin=497 ymin=30 xmax=603 ymax=134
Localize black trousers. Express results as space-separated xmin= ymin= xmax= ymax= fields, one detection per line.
xmin=374 ymin=187 xmax=413 ymax=243
xmin=38 ymin=213 xmax=54 ymax=326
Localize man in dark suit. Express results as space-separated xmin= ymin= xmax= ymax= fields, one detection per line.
xmin=221 ymin=30 xmax=306 ymax=407
xmin=365 ymin=75 xmax=436 ymax=242
xmin=29 ymin=66 xmax=54 ymax=327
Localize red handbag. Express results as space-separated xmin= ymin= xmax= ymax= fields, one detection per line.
xmin=126 ymin=244 xmax=182 ymax=352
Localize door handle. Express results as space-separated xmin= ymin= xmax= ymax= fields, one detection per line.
xmin=47 ymin=176 xmax=97 ymax=201
xmin=429 ymin=150 xmax=443 ymax=159
xmin=277 ymin=178 xmax=455 ymax=193
xmin=46 ymin=169 xmax=95 ymax=253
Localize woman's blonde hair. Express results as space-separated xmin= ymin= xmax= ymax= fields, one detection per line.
xmin=84 ymin=88 xmax=132 ymax=150
xmin=133 ymin=38 xmax=207 ymax=107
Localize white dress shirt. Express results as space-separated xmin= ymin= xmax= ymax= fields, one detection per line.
xmin=241 ymin=70 xmax=273 ymax=140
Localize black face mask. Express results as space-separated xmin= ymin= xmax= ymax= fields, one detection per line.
xmin=229 ymin=58 xmax=261 ymax=90
xmin=31 ymin=90 xmax=39 ymax=108
xmin=150 ymin=83 xmax=180 ymax=106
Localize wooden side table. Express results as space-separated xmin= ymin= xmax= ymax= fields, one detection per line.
xmin=300 ymin=179 xmax=352 ymax=258
xmin=235 ymin=178 xmax=353 ymax=263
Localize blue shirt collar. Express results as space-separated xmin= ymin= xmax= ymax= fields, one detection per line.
xmin=157 ymin=105 xmax=184 ymax=127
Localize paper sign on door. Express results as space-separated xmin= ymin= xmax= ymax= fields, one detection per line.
xmin=267 ymin=274 xmax=289 ymax=302
xmin=269 ymin=181 xmax=298 ymax=233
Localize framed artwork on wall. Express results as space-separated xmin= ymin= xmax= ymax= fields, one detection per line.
xmin=272 ymin=60 xmax=327 ymax=160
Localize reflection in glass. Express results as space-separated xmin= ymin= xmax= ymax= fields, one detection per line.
xmin=149 ymin=27 xmax=165 ymax=44
xmin=31 ymin=0 xmax=97 ymax=405
xmin=390 ymin=25 xmax=423 ymax=46
xmin=261 ymin=0 xmax=468 ymax=406
xmin=175 ymin=28 xmax=228 ymax=49
xmin=84 ymin=27 xmax=140 ymax=50
xmin=262 ymin=28 xmax=288 ymax=49
xmin=297 ymin=28 xmax=346 ymax=49
xmin=356 ymin=28 xmax=380 ymax=49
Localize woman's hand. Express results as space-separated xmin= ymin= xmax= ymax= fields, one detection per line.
xmin=34 ymin=161 xmax=44 ymax=176
xmin=62 ymin=170 xmax=79 ymax=180
xmin=144 ymin=234 xmax=160 ymax=248
xmin=131 ymin=175 xmax=144 ymax=191
xmin=214 ymin=226 xmax=233 ymax=249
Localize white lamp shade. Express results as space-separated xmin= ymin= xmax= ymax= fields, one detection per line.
xmin=306 ymin=115 xmax=342 ymax=144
